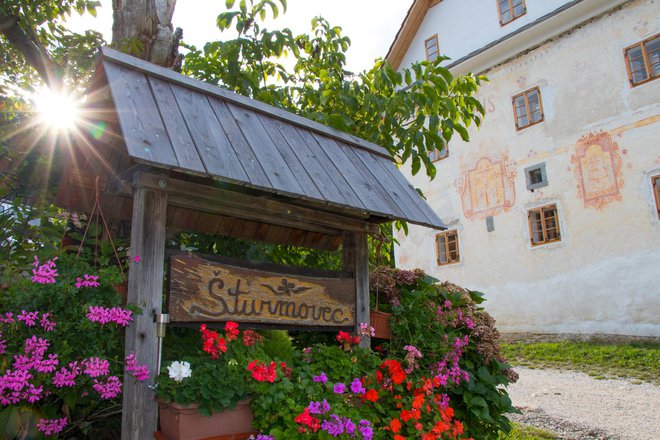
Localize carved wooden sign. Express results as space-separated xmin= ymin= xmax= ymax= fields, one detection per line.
xmin=168 ymin=254 xmax=355 ymax=328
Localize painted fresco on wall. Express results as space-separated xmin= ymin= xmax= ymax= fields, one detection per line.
xmin=459 ymin=154 xmax=516 ymax=219
xmin=571 ymin=132 xmax=624 ymax=209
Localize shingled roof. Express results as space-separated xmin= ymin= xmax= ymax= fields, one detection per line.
xmin=93 ymin=47 xmax=444 ymax=230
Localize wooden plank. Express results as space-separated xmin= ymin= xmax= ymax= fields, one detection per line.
xmin=100 ymin=49 xmax=391 ymax=159
xmin=121 ymin=183 xmax=168 ymax=439
xmin=121 ymin=173 xmax=380 ymax=235
xmin=378 ymin=157 xmax=444 ymax=227
xmin=294 ymin=128 xmax=366 ymax=210
xmin=313 ymin=135 xmax=393 ymax=216
xmin=343 ymin=231 xmax=370 ymax=348
xmin=168 ymin=253 xmax=356 ymax=328
xmin=147 ymin=77 xmax=206 ymax=174
xmin=169 ymin=83 xmax=248 ymax=182
xmin=103 ymin=63 xmax=179 ymax=168
xmin=207 ymin=98 xmax=271 ymax=188
xmin=272 ymin=122 xmax=342 ymax=203
xmin=226 ymin=102 xmax=304 ymax=195
xmin=341 ymin=144 xmax=404 ymax=219
xmin=258 ymin=114 xmax=324 ymax=200
xmin=351 ymin=147 xmax=425 ymax=223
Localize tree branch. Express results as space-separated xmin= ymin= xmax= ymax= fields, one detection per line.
xmin=0 ymin=12 xmax=63 ymax=89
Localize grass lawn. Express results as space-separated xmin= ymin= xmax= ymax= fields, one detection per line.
xmin=501 ymin=340 xmax=660 ymax=384
xmin=499 ymin=423 xmax=556 ymax=440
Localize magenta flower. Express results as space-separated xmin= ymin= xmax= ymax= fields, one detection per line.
xmin=125 ymin=352 xmax=149 ymax=382
xmin=17 ymin=310 xmax=39 ymax=327
xmin=86 ymin=306 xmax=133 ymax=326
xmin=53 ymin=363 xmax=80 ymax=388
xmin=31 ymin=256 xmax=58 ymax=284
xmin=0 ymin=312 xmax=14 ymax=324
xmin=75 ymin=274 xmax=100 ymax=289
xmin=36 ymin=417 xmax=67 ymax=435
xmin=93 ymin=376 xmax=122 ymax=399
xmin=84 ymin=357 xmax=110 ymax=378
xmin=132 ymin=255 xmax=141 ymax=263
xmin=40 ymin=313 xmax=56 ymax=332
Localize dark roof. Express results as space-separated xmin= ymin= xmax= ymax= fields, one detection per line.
xmin=95 ymin=47 xmax=445 ymax=230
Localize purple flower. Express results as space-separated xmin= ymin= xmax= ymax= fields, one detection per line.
xmin=313 ymin=371 xmax=328 ymax=384
xmin=255 ymin=435 xmax=275 ymax=440
xmin=343 ymin=417 xmax=356 ymax=436
xmin=308 ymin=398 xmax=330 ymax=415
xmin=358 ymin=420 xmax=373 ymax=440
xmin=333 ymin=382 xmax=346 ymax=394
xmin=321 ymin=414 xmax=344 ymax=436
xmin=350 ymin=378 xmax=365 ymax=394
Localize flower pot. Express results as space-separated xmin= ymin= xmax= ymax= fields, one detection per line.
xmin=370 ymin=310 xmax=392 ymax=339
xmin=158 ymin=399 xmax=254 ymax=440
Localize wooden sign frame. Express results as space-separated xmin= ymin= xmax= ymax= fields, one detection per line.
xmin=168 ymin=253 xmax=356 ymax=330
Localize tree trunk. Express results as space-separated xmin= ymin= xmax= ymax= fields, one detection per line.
xmin=112 ymin=0 xmax=182 ymax=69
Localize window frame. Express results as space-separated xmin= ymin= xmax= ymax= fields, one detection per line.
xmin=497 ymin=0 xmax=526 ymax=26
xmin=435 ymin=229 xmax=460 ymax=266
xmin=424 ymin=34 xmax=440 ymax=62
xmin=652 ymin=175 xmax=660 ymax=220
xmin=525 ymin=163 xmax=548 ymax=191
xmin=512 ymin=87 xmax=544 ymax=130
xmin=624 ymin=34 xmax=659 ymax=87
xmin=429 ymin=145 xmax=449 ymax=162
xmin=527 ymin=204 xmax=561 ymax=246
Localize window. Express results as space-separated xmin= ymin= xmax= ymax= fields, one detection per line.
xmin=512 ymin=87 xmax=543 ymax=130
xmin=429 ymin=145 xmax=448 ymax=162
xmin=425 ymin=34 xmax=439 ymax=62
xmin=497 ymin=0 xmax=526 ymax=25
xmin=624 ymin=34 xmax=659 ymax=86
xmin=653 ymin=175 xmax=660 ymax=219
xmin=436 ymin=230 xmax=460 ymax=265
xmin=528 ymin=204 xmax=561 ymax=246
xmin=525 ymin=163 xmax=548 ymax=191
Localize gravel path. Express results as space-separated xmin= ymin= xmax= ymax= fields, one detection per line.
xmin=506 ymin=367 xmax=659 ymax=440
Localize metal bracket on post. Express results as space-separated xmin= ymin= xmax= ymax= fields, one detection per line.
xmin=155 ymin=313 xmax=170 ymax=372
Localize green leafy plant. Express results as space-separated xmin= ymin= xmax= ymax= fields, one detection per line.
xmin=155 ymin=322 xmax=272 ymax=416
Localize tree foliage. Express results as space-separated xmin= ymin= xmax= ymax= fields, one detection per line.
xmin=184 ymin=0 xmax=486 ymax=179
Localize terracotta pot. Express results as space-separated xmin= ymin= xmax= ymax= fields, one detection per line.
xmin=158 ymin=399 xmax=254 ymax=440
xmin=114 ymin=280 xmax=128 ymax=302
xmin=370 ymin=310 xmax=392 ymax=339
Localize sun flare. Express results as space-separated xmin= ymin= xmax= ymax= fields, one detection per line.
xmin=32 ymin=87 xmax=81 ymax=131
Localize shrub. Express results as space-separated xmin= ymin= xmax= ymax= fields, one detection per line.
xmin=386 ymin=271 xmax=518 ymax=439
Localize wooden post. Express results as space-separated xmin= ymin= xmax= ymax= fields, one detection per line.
xmin=344 ymin=231 xmax=370 ymax=348
xmin=121 ymin=176 xmax=168 ymax=439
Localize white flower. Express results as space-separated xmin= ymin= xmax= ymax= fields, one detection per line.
xmin=167 ymin=361 xmax=192 ymax=382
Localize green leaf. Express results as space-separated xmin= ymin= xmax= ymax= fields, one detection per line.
xmin=226 ymin=0 xmax=236 ymax=7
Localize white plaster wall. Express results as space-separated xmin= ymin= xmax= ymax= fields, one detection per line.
xmin=400 ymin=0 xmax=572 ymax=68
xmin=395 ymin=0 xmax=660 ymax=337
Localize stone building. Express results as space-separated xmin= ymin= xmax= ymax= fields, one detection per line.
xmin=387 ymin=0 xmax=659 ymax=337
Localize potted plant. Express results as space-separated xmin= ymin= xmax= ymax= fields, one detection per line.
xmin=155 ymin=322 xmax=281 ymax=440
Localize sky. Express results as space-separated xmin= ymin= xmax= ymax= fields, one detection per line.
xmin=68 ymin=0 xmax=413 ymax=73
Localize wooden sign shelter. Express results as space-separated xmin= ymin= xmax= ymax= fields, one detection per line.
xmin=169 ymin=253 xmax=355 ymax=328
xmin=54 ymin=47 xmax=446 ymax=439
